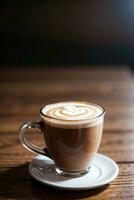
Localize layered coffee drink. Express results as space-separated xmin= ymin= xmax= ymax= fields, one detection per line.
xmin=40 ymin=101 xmax=105 ymax=175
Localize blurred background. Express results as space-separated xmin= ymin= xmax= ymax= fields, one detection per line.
xmin=1 ymin=2 xmax=134 ymax=199
xmin=1 ymin=0 xmax=134 ymax=68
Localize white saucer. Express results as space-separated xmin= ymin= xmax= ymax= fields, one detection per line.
xmin=29 ymin=153 xmax=119 ymax=190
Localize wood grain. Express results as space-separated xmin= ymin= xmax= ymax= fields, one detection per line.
xmin=0 ymin=66 xmax=132 ymax=83
xmin=0 ymin=66 xmax=134 ymax=200
xmin=0 ymin=164 xmax=134 ymax=200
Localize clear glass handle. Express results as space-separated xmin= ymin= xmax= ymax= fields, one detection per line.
xmin=19 ymin=120 xmax=50 ymax=157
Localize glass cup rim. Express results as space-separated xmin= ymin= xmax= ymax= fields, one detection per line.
xmin=40 ymin=101 xmax=105 ymax=122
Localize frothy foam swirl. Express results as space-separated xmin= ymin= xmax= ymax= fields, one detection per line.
xmin=41 ymin=102 xmax=103 ymax=121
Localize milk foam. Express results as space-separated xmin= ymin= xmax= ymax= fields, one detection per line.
xmin=40 ymin=102 xmax=105 ymax=128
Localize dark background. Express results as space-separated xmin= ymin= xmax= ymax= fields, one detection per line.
xmin=1 ymin=1 xmax=134 ymax=68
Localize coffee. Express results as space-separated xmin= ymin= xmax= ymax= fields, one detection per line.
xmin=41 ymin=101 xmax=102 ymax=121
xmin=40 ymin=102 xmax=104 ymax=173
xmin=19 ymin=101 xmax=105 ymax=177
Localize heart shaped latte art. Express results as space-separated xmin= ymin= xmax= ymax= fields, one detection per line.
xmin=42 ymin=102 xmax=103 ymax=121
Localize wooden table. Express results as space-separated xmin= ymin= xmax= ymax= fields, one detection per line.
xmin=0 ymin=66 xmax=134 ymax=200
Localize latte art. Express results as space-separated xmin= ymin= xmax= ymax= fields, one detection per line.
xmin=41 ymin=102 xmax=103 ymax=121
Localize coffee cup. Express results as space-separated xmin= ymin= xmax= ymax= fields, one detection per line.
xmin=19 ymin=101 xmax=105 ymax=177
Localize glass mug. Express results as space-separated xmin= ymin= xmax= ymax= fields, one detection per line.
xmin=19 ymin=101 xmax=105 ymax=177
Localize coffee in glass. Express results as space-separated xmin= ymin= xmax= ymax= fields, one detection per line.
xmin=19 ymin=101 xmax=105 ymax=177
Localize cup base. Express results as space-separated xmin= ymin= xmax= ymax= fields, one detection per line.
xmin=55 ymin=166 xmax=90 ymax=177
